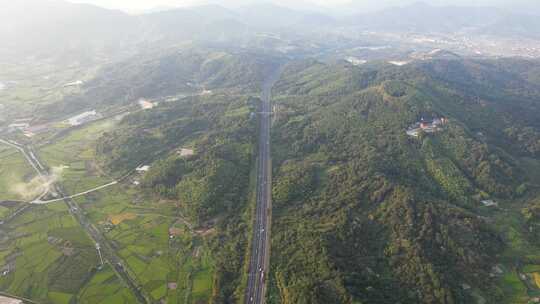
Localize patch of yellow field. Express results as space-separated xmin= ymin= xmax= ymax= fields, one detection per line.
xmin=533 ymin=272 xmax=540 ymax=289
xmin=109 ymin=213 xmax=137 ymax=225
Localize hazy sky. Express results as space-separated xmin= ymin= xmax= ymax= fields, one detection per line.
xmin=67 ymin=0 xmax=351 ymax=10
xmin=66 ymin=0 xmax=540 ymax=13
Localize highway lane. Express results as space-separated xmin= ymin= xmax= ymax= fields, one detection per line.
xmin=246 ymin=69 xmax=281 ymax=304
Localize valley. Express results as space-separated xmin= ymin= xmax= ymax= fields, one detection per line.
xmin=3 ymin=49 xmax=540 ymax=304
xmin=1 ymin=1 xmax=540 ymax=304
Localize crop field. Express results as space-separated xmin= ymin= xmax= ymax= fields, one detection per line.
xmin=0 ymin=202 xmax=99 ymax=303
xmin=0 ymin=61 xmax=101 ymax=120
xmin=77 ymin=264 xmax=137 ymax=304
xmin=533 ymin=273 xmax=540 ymax=289
xmin=190 ymin=248 xmax=214 ymax=303
xmin=500 ymin=270 xmax=529 ymax=303
xmin=0 ymin=145 xmax=36 ymax=202
xmin=497 ymin=158 xmax=540 ymax=302
xmin=38 ymin=118 xmax=118 ymax=194
xmin=9 ymin=110 xmax=219 ymax=304
xmin=523 ymin=265 xmax=540 ymax=273
xmin=109 ymin=212 xmax=137 ymax=225
xmin=75 ymin=183 xmax=215 ymax=303
xmin=488 ymin=188 xmax=540 ymax=304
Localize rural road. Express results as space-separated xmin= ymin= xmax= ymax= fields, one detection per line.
xmin=0 ymin=138 xmax=149 ymax=304
xmin=31 ymin=181 xmax=118 ymax=204
xmin=53 ymin=183 xmax=149 ymax=304
xmin=245 ymin=69 xmax=281 ymax=304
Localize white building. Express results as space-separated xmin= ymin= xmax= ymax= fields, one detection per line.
xmin=136 ymin=165 xmax=150 ymax=172
xmin=481 ymin=200 xmax=498 ymax=207
xmin=66 ymin=110 xmax=97 ymax=126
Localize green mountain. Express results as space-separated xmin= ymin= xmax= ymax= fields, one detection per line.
xmin=91 ymin=55 xmax=540 ymax=303
xmin=5 ymin=33 xmax=540 ymax=301
xmin=44 ymin=48 xmax=282 ymax=118
xmin=85 ymin=50 xmax=283 ymax=303
xmin=264 ymin=58 xmax=540 ymax=303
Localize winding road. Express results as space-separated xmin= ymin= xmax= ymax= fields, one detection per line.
xmin=245 ymin=69 xmax=281 ymax=304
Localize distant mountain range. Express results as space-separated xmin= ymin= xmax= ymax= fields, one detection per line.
xmin=346 ymin=2 xmax=540 ymax=38
xmin=2 ymin=0 xmax=540 ymax=59
xmin=338 ymin=0 xmax=540 ymax=14
xmin=345 ymin=2 xmax=501 ymax=32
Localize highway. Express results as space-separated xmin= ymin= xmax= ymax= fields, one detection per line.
xmin=245 ymin=69 xmax=281 ymax=304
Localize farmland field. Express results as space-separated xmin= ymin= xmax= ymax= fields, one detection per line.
xmin=0 ymin=202 xmax=99 ymax=303
xmin=77 ymin=264 xmax=137 ymax=304
xmin=38 ymin=118 xmax=118 ymax=194
xmin=76 ymin=183 xmax=215 ymax=303
xmin=0 ymin=60 xmax=101 ymax=121
xmin=0 ymin=145 xmax=36 ymax=202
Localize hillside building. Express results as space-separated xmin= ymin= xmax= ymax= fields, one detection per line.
xmin=406 ymin=116 xmax=448 ymax=137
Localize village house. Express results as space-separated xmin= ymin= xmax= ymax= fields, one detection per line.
xmin=481 ymin=199 xmax=498 ymax=207
xmin=178 ymin=148 xmax=195 ymax=157
xmin=136 ymin=165 xmax=150 ymax=172
xmin=406 ymin=116 xmax=448 ymax=137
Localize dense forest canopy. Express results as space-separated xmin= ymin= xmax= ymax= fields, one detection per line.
xmin=94 ymin=56 xmax=540 ymax=303
xmin=264 ymin=58 xmax=540 ymax=303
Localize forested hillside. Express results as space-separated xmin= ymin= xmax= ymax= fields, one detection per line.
xmin=20 ymin=49 xmax=540 ymax=303
xmin=43 ymin=49 xmax=281 ymax=118
xmin=94 ymin=56 xmax=540 ymax=303
xmin=267 ymin=58 xmax=540 ymax=304
xmin=4 ymin=1 xmax=540 ymax=303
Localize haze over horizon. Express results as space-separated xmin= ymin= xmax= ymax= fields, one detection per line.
xmin=64 ymin=0 xmax=540 ymax=14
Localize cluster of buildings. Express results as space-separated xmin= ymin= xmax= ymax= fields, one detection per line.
xmin=345 ymin=56 xmax=367 ymax=66
xmin=406 ymin=116 xmax=448 ymax=137
xmin=132 ymin=165 xmax=151 ymax=186
xmin=6 ymin=118 xmax=51 ymax=137
xmin=177 ymin=148 xmax=194 ymax=157
xmin=138 ymin=99 xmax=157 ymax=110
xmin=5 ymin=110 xmax=100 ymax=137
xmin=66 ymin=110 xmax=100 ymax=126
